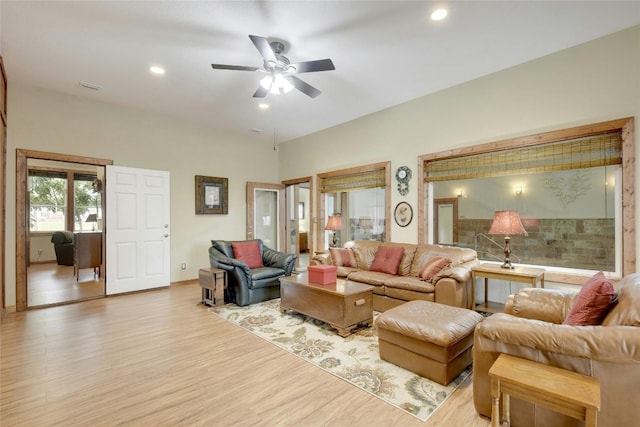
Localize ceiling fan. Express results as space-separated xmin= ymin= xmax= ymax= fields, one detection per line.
xmin=211 ymin=35 xmax=335 ymax=99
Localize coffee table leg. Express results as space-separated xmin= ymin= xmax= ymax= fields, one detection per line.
xmin=333 ymin=324 xmax=354 ymax=337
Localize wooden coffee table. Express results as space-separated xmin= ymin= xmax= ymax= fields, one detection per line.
xmin=279 ymin=273 xmax=374 ymax=337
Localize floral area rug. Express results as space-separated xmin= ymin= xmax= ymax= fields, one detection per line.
xmin=209 ymin=298 xmax=470 ymax=422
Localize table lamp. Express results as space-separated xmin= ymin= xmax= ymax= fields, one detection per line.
xmin=85 ymin=213 xmax=98 ymax=231
xmin=325 ymin=214 xmax=343 ymax=247
xmin=488 ymin=210 xmax=527 ymax=269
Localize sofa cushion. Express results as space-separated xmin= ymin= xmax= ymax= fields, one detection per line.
xmin=418 ymin=256 xmax=452 ymax=282
xmin=212 ymin=240 xmax=235 ymax=258
xmin=370 ymin=245 xmax=405 ymax=275
xmin=348 ymin=240 xmax=382 ymax=270
xmin=329 ymin=247 xmax=357 ymax=267
xmin=336 ymin=266 xmax=359 ymax=278
xmin=602 ymin=272 xmax=640 ymax=326
xmin=232 ymin=241 xmax=264 ymax=269
xmin=563 ymin=271 xmax=614 ymax=326
xmin=385 ymin=276 xmax=436 ymax=293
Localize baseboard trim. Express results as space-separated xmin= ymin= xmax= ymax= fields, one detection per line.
xmin=171 ymin=279 xmax=199 ymax=286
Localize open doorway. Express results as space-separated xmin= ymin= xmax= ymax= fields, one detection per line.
xmin=16 ymin=149 xmax=112 ymax=311
xmin=434 ymin=197 xmax=459 ymax=245
xmin=283 ymin=179 xmax=312 ymax=271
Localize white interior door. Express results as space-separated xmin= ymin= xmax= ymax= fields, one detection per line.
xmin=106 ymin=165 xmax=170 ymax=295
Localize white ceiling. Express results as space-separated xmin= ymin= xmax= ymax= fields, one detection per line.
xmin=3 ymin=1 xmax=639 ymax=144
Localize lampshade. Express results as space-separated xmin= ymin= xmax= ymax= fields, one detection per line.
xmin=85 ymin=213 xmax=98 ymax=231
xmin=488 ymin=210 xmax=527 ymax=236
xmin=260 ymin=73 xmax=294 ymax=94
xmin=325 ymin=215 xmax=343 ymax=231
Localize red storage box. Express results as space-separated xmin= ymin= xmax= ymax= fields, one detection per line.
xmin=308 ymin=265 xmax=337 ymax=285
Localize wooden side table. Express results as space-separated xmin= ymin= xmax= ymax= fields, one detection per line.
xmin=489 ymin=354 xmax=600 ymax=427
xmin=198 ymin=268 xmax=227 ymax=306
xmin=471 ymin=263 xmax=544 ymax=313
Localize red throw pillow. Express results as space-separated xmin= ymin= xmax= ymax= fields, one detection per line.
xmin=231 ymin=241 xmax=264 ymax=269
xmin=329 ymin=248 xmax=357 ymax=268
xmin=563 ymin=271 xmax=614 ymax=326
xmin=370 ymin=246 xmax=405 ymax=275
xmin=418 ymin=256 xmax=452 ymax=282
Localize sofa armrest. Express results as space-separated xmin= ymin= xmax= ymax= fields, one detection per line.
xmin=262 ymin=246 xmax=296 ymax=275
xmin=507 ymin=287 xmax=578 ymax=323
xmin=311 ymin=252 xmax=331 ymax=266
xmin=476 ymin=313 xmax=640 ymax=362
xmin=434 ymin=265 xmax=472 ymax=283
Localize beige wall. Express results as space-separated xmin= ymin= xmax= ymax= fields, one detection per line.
xmin=279 ymin=25 xmax=640 ymax=253
xmin=4 ymin=85 xmax=279 ymax=307
xmin=3 ymin=25 xmax=640 ymax=307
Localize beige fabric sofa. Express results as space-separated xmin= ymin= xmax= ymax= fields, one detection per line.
xmin=312 ymin=240 xmax=478 ymax=312
xmin=473 ymin=273 xmax=640 ymax=427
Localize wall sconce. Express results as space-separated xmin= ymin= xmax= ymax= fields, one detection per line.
xmin=514 ymin=186 xmax=523 ymax=195
xmin=456 ymin=189 xmax=466 ymax=198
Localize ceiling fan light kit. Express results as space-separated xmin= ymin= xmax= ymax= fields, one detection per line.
xmin=211 ymin=34 xmax=335 ymax=98
xmin=260 ymin=74 xmax=294 ymax=94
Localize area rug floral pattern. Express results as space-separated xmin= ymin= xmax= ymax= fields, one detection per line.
xmin=209 ymin=298 xmax=471 ymax=422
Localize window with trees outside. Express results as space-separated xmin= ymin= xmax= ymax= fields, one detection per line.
xmin=29 ymin=170 xmax=102 ymax=232
xmin=420 ymin=118 xmax=635 ymax=281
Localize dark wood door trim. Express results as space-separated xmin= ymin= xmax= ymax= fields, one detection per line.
xmin=16 ymin=149 xmax=113 ymax=311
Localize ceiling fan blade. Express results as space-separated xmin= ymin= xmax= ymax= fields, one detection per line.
xmin=253 ymin=85 xmax=268 ymax=98
xmin=249 ymin=35 xmax=276 ymax=63
xmin=289 ymin=76 xmax=321 ymax=98
xmin=289 ymin=59 xmax=335 ymax=73
xmin=211 ymin=64 xmax=261 ymax=72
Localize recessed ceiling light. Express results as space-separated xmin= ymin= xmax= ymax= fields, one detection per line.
xmin=149 ymin=65 xmax=165 ymax=75
xmin=258 ymin=103 xmax=270 ymax=110
xmin=431 ymin=8 xmax=448 ymax=21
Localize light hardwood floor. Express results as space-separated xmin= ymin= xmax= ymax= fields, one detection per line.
xmin=27 ymin=262 xmax=104 ymax=307
xmin=1 ymin=283 xmax=491 ymax=426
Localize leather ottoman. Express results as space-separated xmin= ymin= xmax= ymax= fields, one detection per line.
xmin=375 ymin=300 xmax=483 ymax=385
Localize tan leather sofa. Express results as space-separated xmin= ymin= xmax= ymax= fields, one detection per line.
xmin=473 ymin=273 xmax=640 ymax=427
xmin=312 ymin=240 xmax=478 ymax=311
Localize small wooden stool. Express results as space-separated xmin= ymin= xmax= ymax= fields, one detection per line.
xmin=198 ymin=268 xmax=227 ymax=306
xmin=489 ymin=354 xmax=600 ymax=427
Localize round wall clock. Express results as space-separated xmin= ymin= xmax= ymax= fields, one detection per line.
xmin=394 ymin=201 xmax=413 ymax=227
xmin=395 ymin=166 xmax=412 ymax=196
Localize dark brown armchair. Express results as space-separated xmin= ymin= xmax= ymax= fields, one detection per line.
xmin=50 ymin=231 xmax=74 ymax=266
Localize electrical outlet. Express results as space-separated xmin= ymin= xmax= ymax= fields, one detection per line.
xmin=181 ymin=263 xmax=186 ymax=270
xmin=38 ymin=249 xmax=43 ymax=256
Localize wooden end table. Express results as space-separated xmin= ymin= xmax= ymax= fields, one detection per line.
xmin=198 ymin=268 xmax=227 ymax=306
xmin=489 ymin=354 xmax=600 ymax=427
xmin=279 ymin=273 xmax=374 ymax=337
xmin=471 ymin=263 xmax=544 ymax=313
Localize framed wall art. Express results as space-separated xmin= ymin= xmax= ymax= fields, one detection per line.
xmin=195 ymin=175 xmax=228 ymax=214
xmin=394 ymin=201 xmax=413 ymax=227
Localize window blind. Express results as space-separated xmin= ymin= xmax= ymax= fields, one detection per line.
xmin=320 ymin=168 xmax=386 ymax=193
xmin=424 ymin=131 xmax=622 ymax=182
